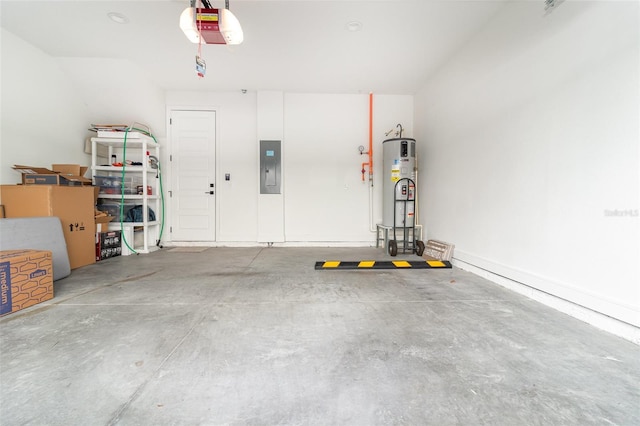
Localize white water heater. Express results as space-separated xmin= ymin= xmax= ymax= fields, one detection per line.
xmin=382 ymin=138 xmax=416 ymax=227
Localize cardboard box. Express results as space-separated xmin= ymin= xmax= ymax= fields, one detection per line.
xmin=96 ymin=230 xmax=122 ymax=261
xmin=52 ymin=164 xmax=89 ymax=178
xmin=0 ymin=250 xmax=53 ymax=316
xmin=94 ymin=187 xmax=114 ymax=232
xmin=95 ymin=214 xmax=114 ymax=233
xmin=95 ymin=215 xmax=114 ymax=224
xmin=13 ymin=165 xmax=66 ymax=185
xmin=0 ymin=185 xmax=96 ymax=269
xmin=52 ymin=164 xmax=91 ymax=185
xmin=13 ymin=164 xmax=92 ymax=186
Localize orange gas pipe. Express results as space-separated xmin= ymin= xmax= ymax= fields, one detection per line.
xmin=359 ymin=93 xmax=374 ymax=182
xmin=368 ymin=92 xmax=373 ymax=181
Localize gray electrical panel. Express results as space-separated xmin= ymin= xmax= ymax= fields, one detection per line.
xmin=260 ymin=140 xmax=281 ymax=194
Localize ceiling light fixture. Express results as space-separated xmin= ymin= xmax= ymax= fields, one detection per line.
xmin=180 ymin=1 xmax=243 ymax=45
xmin=346 ymin=21 xmax=363 ymax=32
xmin=219 ymin=8 xmax=243 ymax=45
xmin=180 ymin=7 xmax=201 ymax=43
xmin=107 ymin=12 xmax=129 ymax=24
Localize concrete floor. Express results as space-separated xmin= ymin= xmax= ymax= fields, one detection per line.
xmin=1 ymin=247 xmax=638 ymax=425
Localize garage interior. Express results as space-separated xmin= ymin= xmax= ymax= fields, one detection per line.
xmin=2 ymin=247 xmax=639 ymax=425
xmin=1 ymin=0 xmax=639 ymax=424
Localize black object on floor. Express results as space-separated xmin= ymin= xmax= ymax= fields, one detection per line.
xmin=315 ymin=260 xmax=452 ymax=270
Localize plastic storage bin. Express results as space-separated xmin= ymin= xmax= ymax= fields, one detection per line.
xmin=94 ymin=175 xmax=140 ymax=195
xmin=96 ymin=201 xmax=136 ymax=222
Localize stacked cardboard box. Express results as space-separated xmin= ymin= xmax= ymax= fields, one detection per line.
xmin=0 ymin=185 xmax=96 ymax=269
xmin=0 ymin=250 xmax=53 ymax=316
xmin=13 ymin=164 xmax=92 ymax=186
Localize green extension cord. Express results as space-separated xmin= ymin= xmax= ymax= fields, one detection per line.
xmin=118 ymin=127 xmax=166 ymax=254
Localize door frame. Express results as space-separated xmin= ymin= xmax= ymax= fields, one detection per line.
xmin=165 ymin=105 xmax=219 ymax=245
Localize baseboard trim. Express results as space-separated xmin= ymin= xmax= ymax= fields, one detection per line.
xmin=454 ymin=255 xmax=640 ymax=345
xmin=163 ymin=241 xmax=376 ymax=248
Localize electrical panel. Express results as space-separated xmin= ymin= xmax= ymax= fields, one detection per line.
xmin=260 ymin=140 xmax=281 ymax=194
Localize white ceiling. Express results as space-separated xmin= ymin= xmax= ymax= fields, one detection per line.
xmin=0 ymin=0 xmax=508 ymax=94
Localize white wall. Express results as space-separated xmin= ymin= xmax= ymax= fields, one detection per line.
xmin=0 ymin=29 xmax=91 ymax=184
xmin=257 ymin=91 xmax=285 ymax=243
xmin=414 ymin=2 xmax=639 ymax=329
xmin=166 ymin=91 xmax=259 ymax=242
xmin=165 ymin=91 xmax=413 ymax=244
xmin=285 ymin=93 xmax=370 ymax=242
xmin=1 ymin=24 xmax=414 ymax=245
xmin=56 ymin=58 xmax=166 ymax=140
xmin=284 ymin=93 xmax=414 ymax=243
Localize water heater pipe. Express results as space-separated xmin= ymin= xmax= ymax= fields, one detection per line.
xmin=360 ymin=93 xmax=374 ymax=182
xmin=368 ymin=92 xmax=373 ymax=180
xmin=368 ymin=92 xmax=375 ymax=232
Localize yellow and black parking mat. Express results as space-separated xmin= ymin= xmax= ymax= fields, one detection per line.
xmin=314 ymin=260 xmax=452 ymax=270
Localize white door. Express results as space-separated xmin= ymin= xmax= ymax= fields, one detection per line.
xmin=169 ymin=110 xmax=216 ymax=242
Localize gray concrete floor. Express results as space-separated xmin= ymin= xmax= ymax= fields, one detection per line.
xmin=1 ymin=247 xmax=638 ymax=425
